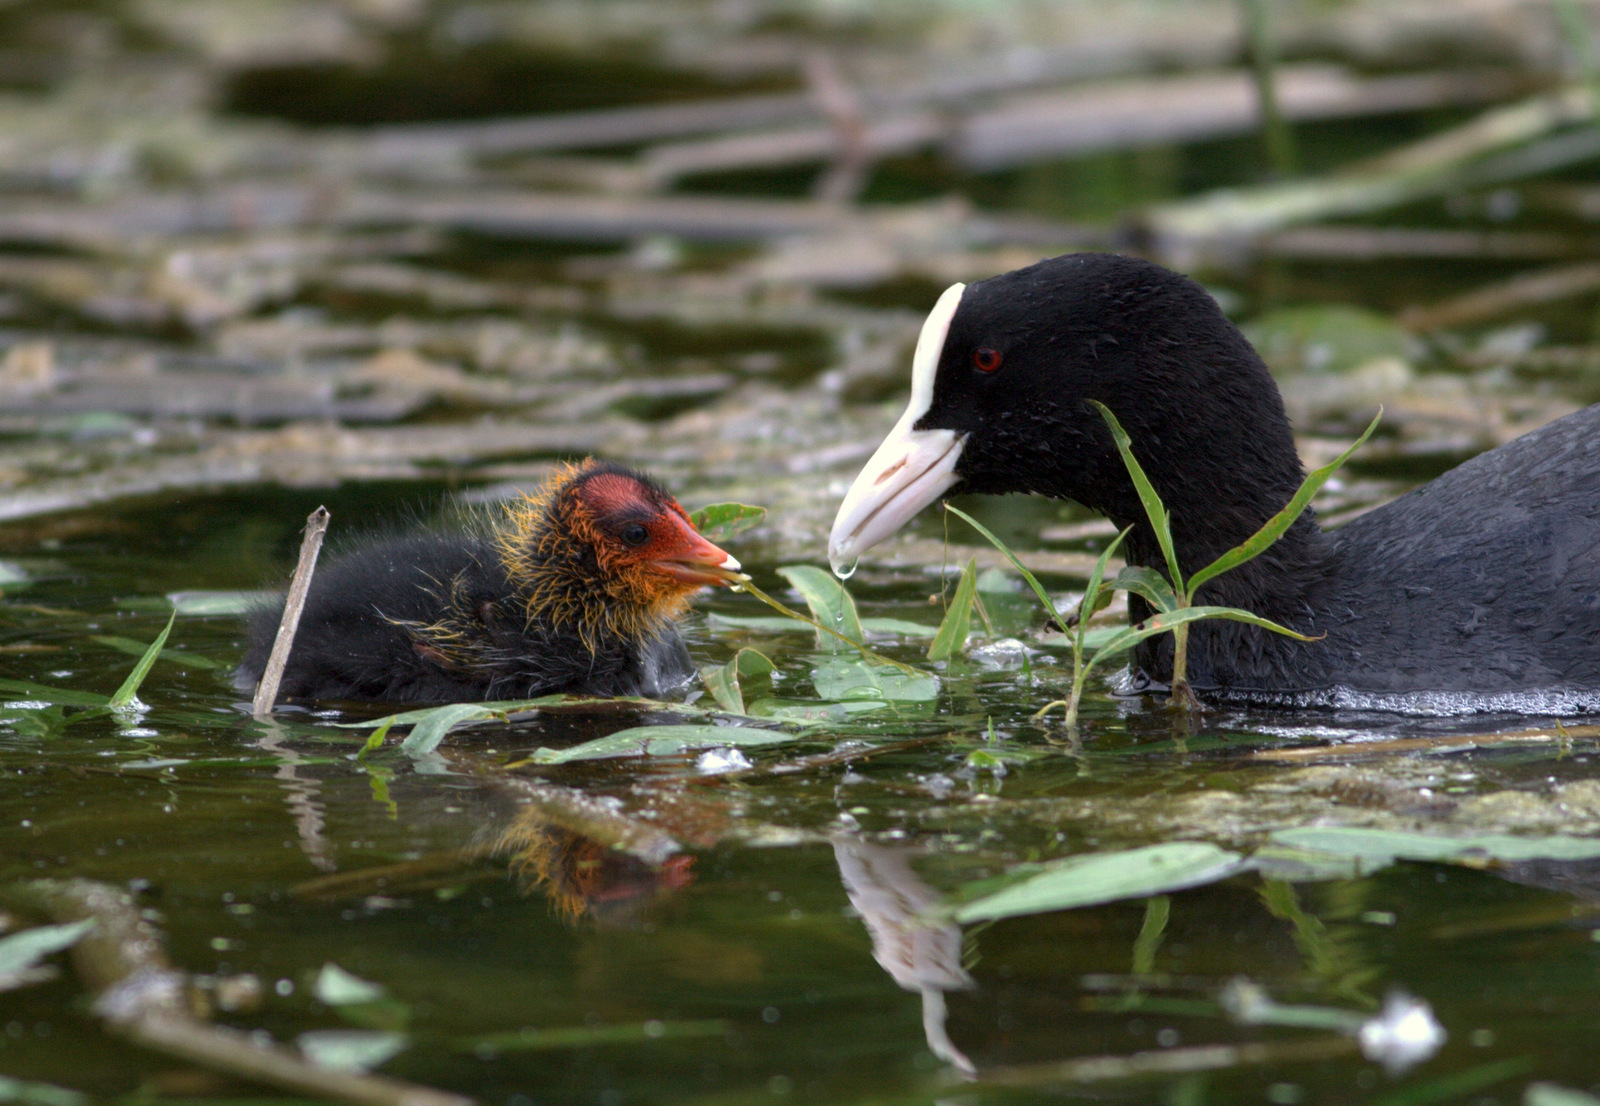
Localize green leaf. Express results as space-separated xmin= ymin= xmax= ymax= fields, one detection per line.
xmin=397 ymin=703 xmax=505 ymax=756
xmin=313 ymin=962 xmax=387 ymax=1005
xmin=1269 ymin=826 xmax=1600 ymax=864
xmin=1526 ymin=1084 xmax=1600 ymax=1106
xmin=528 ymin=724 xmax=802 ymax=763
xmin=1092 ymin=401 xmax=1184 ymax=591
xmin=701 ymin=648 xmax=773 ymax=714
xmin=943 ymin=504 xmax=1071 ymax=634
xmin=359 ymin=717 xmax=395 ymax=758
xmin=1086 ymin=604 xmax=1319 ymax=670
xmin=744 ymin=698 xmax=891 ymax=723
xmin=1111 ymin=565 xmax=1179 ymax=614
xmin=1074 ymin=527 xmax=1131 ymax=632
xmin=1187 ymin=409 xmax=1381 ymax=595
xmin=91 ymin=636 xmax=224 ymax=670
xmin=710 ymin=613 xmax=935 ymax=638
xmin=688 ymin=502 xmax=767 ymax=541
xmin=455 ymin=1019 xmax=729 ymax=1053
xmin=108 ymin=611 xmax=175 ymax=709
xmin=0 ymin=1075 xmax=86 ymax=1106
xmin=0 ymin=920 xmax=94 ymax=991
xmin=165 ymin=589 xmax=270 ymax=616
xmin=927 ymin=558 xmax=978 ymax=662
xmin=810 ymin=656 xmax=939 ymax=703
xmin=776 ymin=565 xmax=863 ymax=651
xmin=0 ymin=680 xmax=111 ymax=709
xmin=860 ymin=617 xmax=939 ymax=638
xmin=297 ymin=1029 xmax=409 ymax=1073
xmin=953 ymin=842 xmax=1247 ymax=922
xmin=339 ymin=695 xmax=573 ymax=730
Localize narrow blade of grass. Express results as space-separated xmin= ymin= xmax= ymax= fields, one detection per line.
xmin=1074 ymin=528 xmax=1131 ymax=628
xmin=943 ymin=504 xmax=1070 ymax=634
xmin=0 ymin=680 xmax=111 ymax=708
xmin=928 ymin=558 xmax=978 ymax=662
xmin=107 ymin=611 xmax=175 ymax=709
xmin=1188 ymin=409 xmax=1381 ymax=594
xmin=1090 ymin=604 xmax=1320 ymax=661
xmin=1092 ymin=402 xmax=1184 ymax=591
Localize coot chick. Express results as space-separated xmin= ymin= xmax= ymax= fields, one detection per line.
xmin=239 ymin=460 xmax=743 ymax=704
xmin=830 ymin=252 xmax=1600 ymax=711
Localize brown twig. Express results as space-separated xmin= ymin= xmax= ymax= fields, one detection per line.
xmin=252 ymin=506 xmax=330 ymax=717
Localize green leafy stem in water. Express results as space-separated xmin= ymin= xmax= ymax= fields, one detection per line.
xmin=0 ymin=611 xmax=176 ymax=737
xmin=946 ymin=404 xmax=1381 ymax=728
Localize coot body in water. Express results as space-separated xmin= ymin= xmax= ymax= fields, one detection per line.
xmin=239 ymin=460 xmax=742 ymax=704
xmin=830 ymin=253 xmax=1600 ymax=710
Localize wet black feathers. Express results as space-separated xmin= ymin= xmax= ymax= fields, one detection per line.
xmin=927 ymin=252 xmax=1600 ymax=704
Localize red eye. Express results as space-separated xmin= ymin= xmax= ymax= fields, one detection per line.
xmin=973 ymin=347 xmax=1002 ymax=373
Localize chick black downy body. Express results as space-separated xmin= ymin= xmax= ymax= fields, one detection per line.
xmin=238 ymin=461 xmax=742 ymax=705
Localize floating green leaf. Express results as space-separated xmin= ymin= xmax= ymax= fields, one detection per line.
xmin=1270 ymin=826 xmax=1600 ymax=864
xmin=744 ymin=699 xmax=892 ymax=723
xmin=688 ymin=502 xmax=767 ymax=541
xmin=165 ymin=589 xmax=270 ymax=616
xmin=810 ymin=656 xmax=938 ymax=703
xmin=0 ymin=1075 xmax=86 ymax=1106
xmin=313 ymin=962 xmax=387 ymax=1005
xmin=1525 ymin=1084 xmax=1600 ymax=1106
xmin=928 ymin=558 xmax=978 ymax=663
xmin=952 ymin=842 xmax=1247 ymax=923
xmin=397 ymin=703 xmax=505 ymax=756
xmin=297 ymin=1029 xmax=410 ymax=1073
xmin=455 ymin=1018 xmax=729 ymax=1053
xmin=0 ymin=920 xmax=94 ymax=992
xmin=108 ymin=610 xmax=175 ymax=709
xmin=528 ymin=723 xmax=802 ymax=763
xmin=701 ymin=648 xmax=773 ymax=714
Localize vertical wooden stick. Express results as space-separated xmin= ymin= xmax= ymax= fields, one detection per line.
xmin=252 ymin=506 xmax=330 ymax=718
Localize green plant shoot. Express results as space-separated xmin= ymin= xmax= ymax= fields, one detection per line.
xmin=1033 ymin=525 xmax=1130 ymax=729
xmin=1091 ymin=401 xmax=1379 ymax=706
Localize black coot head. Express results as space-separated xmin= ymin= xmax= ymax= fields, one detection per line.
xmin=829 ymin=252 xmax=1299 ymax=570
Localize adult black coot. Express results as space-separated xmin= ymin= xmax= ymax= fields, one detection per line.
xmin=829 ymin=253 xmax=1600 ymax=711
xmin=238 ymin=460 xmax=743 ymax=704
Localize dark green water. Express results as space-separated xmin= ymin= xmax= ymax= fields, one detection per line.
xmin=5 ymin=484 xmax=1600 ymax=1105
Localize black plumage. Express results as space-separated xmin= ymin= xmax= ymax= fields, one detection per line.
xmin=832 ymin=252 xmax=1600 ymax=709
xmin=237 ymin=461 xmax=742 ymax=705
